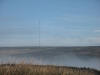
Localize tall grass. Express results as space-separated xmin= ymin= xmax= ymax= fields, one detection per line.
xmin=0 ymin=64 xmax=99 ymax=75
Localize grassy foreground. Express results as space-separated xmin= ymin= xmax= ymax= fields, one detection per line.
xmin=0 ymin=64 xmax=100 ymax=75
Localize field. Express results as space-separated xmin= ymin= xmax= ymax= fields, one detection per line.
xmin=0 ymin=64 xmax=100 ymax=75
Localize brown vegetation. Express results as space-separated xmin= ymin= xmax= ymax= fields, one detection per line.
xmin=0 ymin=64 xmax=99 ymax=75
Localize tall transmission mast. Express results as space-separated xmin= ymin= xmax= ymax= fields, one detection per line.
xmin=38 ymin=20 xmax=40 ymax=47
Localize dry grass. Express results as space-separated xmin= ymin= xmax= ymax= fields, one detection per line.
xmin=0 ymin=64 xmax=99 ymax=75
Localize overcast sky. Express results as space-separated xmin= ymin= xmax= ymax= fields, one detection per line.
xmin=0 ymin=0 xmax=100 ymax=47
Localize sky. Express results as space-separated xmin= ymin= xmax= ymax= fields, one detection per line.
xmin=0 ymin=0 xmax=100 ymax=47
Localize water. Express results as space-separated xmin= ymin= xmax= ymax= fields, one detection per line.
xmin=0 ymin=47 xmax=100 ymax=70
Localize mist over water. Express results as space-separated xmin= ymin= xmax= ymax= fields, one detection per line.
xmin=0 ymin=47 xmax=100 ymax=70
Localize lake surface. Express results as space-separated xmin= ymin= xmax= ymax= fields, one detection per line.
xmin=0 ymin=46 xmax=100 ymax=70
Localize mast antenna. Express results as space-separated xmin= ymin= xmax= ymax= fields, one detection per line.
xmin=38 ymin=20 xmax=40 ymax=47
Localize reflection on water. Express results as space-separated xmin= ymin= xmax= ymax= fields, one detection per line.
xmin=0 ymin=47 xmax=100 ymax=70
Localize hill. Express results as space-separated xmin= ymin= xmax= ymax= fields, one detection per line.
xmin=0 ymin=64 xmax=100 ymax=75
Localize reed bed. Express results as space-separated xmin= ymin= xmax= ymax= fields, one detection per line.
xmin=0 ymin=64 xmax=99 ymax=75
